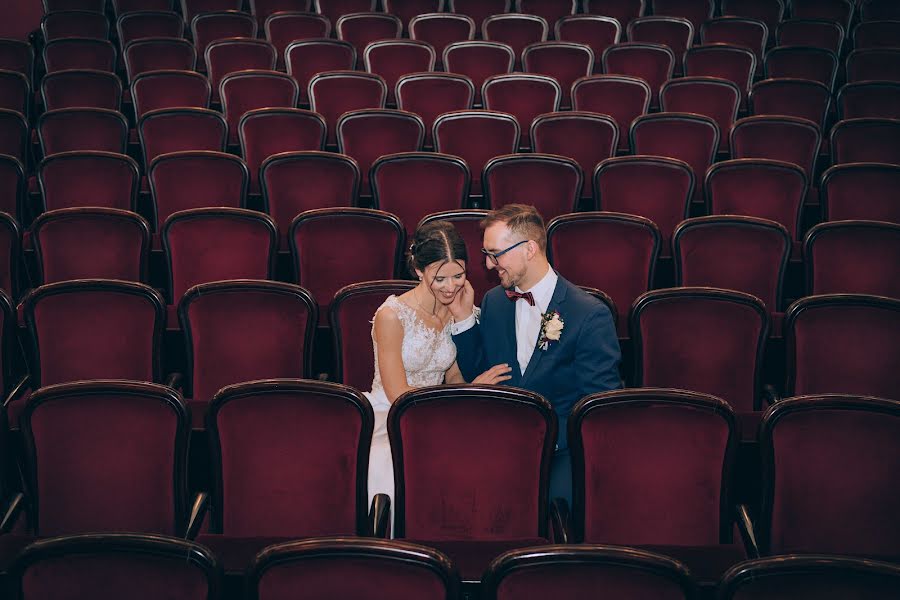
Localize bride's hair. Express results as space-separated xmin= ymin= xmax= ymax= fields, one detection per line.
xmin=407 ymin=220 xmax=467 ymax=278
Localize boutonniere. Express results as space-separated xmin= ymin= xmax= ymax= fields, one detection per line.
xmin=537 ymin=310 xmax=564 ymax=351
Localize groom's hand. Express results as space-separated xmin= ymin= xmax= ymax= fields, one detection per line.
xmin=472 ymin=363 xmax=513 ymax=385
xmin=448 ymin=280 xmax=475 ymax=321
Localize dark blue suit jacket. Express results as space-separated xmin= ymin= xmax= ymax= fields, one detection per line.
xmin=452 ymin=274 xmax=622 ymax=450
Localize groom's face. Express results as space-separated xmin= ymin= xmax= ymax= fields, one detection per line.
xmin=483 ymin=222 xmax=528 ymax=290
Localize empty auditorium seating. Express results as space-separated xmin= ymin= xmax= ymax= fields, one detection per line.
xmin=43 ymin=38 xmax=117 ymax=73
xmin=764 ymin=45 xmax=838 ymax=91
xmin=38 ymin=150 xmax=140 ymax=212
xmin=572 ymin=74 xmax=650 ymax=153
xmin=648 ymin=0 xmax=714 ymax=38
xmin=309 ymin=71 xmax=387 ymax=147
xmin=0 ymin=213 xmax=20 ymax=299
xmin=522 ymin=41 xmax=593 ymax=108
xmin=584 ymin=0 xmax=643 ymax=29
xmin=820 ymin=163 xmax=900 ymax=223
xmin=181 ymin=0 xmax=243 ymax=24
xmin=776 ymin=19 xmax=844 ymax=55
xmin=791 ymin=0 xmax=854 ymax=32
xmin=336 ymin=12 xmax=402 ymax=58
xmin=409 ymin=13 xmax=475 ymax=70
xmin=383 ymin=0 xmax=443 ymax=32
xmin=130 ymin=70 xmax=211 ymax=120
xmin=701 ymin=17 xmax=768 ymax=72
xmin=517 ymin=0 xmax=575 ymax=30
xmin=363 ymin=39 xmax=435 ymax=106
xmin=41 ymin=10 xmax=109 ymax=41
xmin=442 ymin=41 xmax=514 ymax=106
xmin=628 ymin=16 xmax=694 ymax=74
xmin=660 ymin=77 xmax=741 ymax=153
xmin=204 ymin=37 xmax=276 ymax=101
xmin=555 ymin=15 xmax=620 ymax=73
xmin=138 ymin=108 xmax=227 ymax=170
xmin=684 ymin=43 xmax=756 ymax=109
xmin=720 ymin=0 xmax=783 ymax=41
xmin=853 ymin=20 xmax=900 ymax=50
xmin=37 ymin=108 xmax=129 ymax=156
xmin=750 ymin=78 xmax=831 ymax=133
xmin=602 ymin=42 xmax=675 ymax=109
xmin=396 ymin=72 xmax=474 ymax=148
xmin=0 ymin=70 xmax=29 ymax=118
xmin=124 ymin=37 xmax=197 ymax=83
xmin=482 ymin=73 xmax=561 ymax=150
xmin=116 ymin=11 xmax=185 ymax=47
xmin=40 ymin=69 xmax=122 ymax=111
xmin=483 ymin=153 xmax=582 ymax=221
xmin=730 ymin=116 xmax=820 ymax=188
xmin=0 ymin=109 xmax=28 ymax=167
xmin=220 ymin=69 xmax=299 ymax=145
xmin=482 ymin=13 xmax=548 ymax=68
xmin=285 ymin=39 xmax=356 ymax=107
xmin=449 ymin=0 xmax=509 ymax=34
xmin=265 ymin=12 xmax=330 ymax=69
xmin=831 ymin=118 xmax=900 ymax=166
xmin=838 ymin=82 xmax=900 ymax=120
xmin=191 ymin=10 xmax=257 ymax=56
xmin=317 ymin=0 xmax=379 ymax=26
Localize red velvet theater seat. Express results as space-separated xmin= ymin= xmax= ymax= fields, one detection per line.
xmin=123 ymin=37 xmax=197 ymax=84
xmin=448 ymin=0 xmax=510 ymax=35
xmin=482 ymin=153 xmax=582 ymax=222
xmin=389 ymin=385 xmax=556 ymax=582
xmin=602 ymin=42 xmax=675 ymax=110
xmin=701 ymin=17 xmax=768 ymax=74
xmin=253 ymin=0 xmax=315 ymax=31
xmin=417 ymin=209 xmax=493 ymax=306
xmin=383 ymin=0 xmax=443 ymax=34
xmin=10 ymin=534 xmax=222 ymax=600
xmin=631 ymin=288 xmax=769 ymax=412
xmin=660 ymin=76 xmax=741 ymax=154
xmin=784 ymin=294 xmax=900 ymax=399
xmin=730 ymin=116 xmax=820 ymax=194
xmin=330 ymin=280 xmax=417 ymax=390
xmin=572 ymin=74 xmax=650 ymax=154
xmin=40 ymin=69 xmax=121 ymax=112
xmin=482 ymin=545 xmax=696 ymax=600
xmin=569 ymin=388 xmax=751 ymax=585
xmin=555 ymin=15 xmax=621 ymax=74
xmin=197 ymin=379 xmax=376 ymax=572
xmin=764 ymin=45 xmax=838 ymax=91
xmin=684 ymin=43 xmax=756 ymax=110
xmin=442 ymin=41 xmax=514 ymax=106
xmin=0 ymin=155 xmax=23 ymax=226
xmin=191 ymin=11 xmax=258 ymax=57
xmin=396 ymin=73 xmax=475 ymax=148
xmin=138 ymin=108 xmax=228 ymax=172
xmin=648 ymin=0 xmax=714 ymax=39
xmin=837 ymin=82 xmax=900 ymax=120
xmin=336 ymin=12 xmax=402 ymax=60
xmin=20 ymin=380 xmax=193 ymax=536
xmin=204 ymin=38 xmax=277 ymax=102
xmin=758 ymin=395 xmax=900 ymax=560
xmin=409 ymin=13 xmax=475 ymax=70
xmin=483 ymin=73 xmax=561 ymax=150
xmin=291 ymin=207 xmax=402 ymax=325
xmin=113 ymin=0 xmax=178 ymax=14
xmin=0 ymin=214 xmax=20 ymax=299
xmin=264 ymin=12 xmax=330 ymax=70
xmin=308 ymin=70 xmax=387 ymax=147
xmin=0 ymin=70 xmax=29 ymax=119
xmin=547 ymin=211 xmax=660 ymax=337
xmin=482 ymin=14 xmax=548 ymax=69
xmin=249 ymin=538 xmax=459 ymax=600
xmin=847 ymin=48 xmax=900 ymax=83
xmin=820 ymin=163 xmax=900 ymax=223
xmin=37 ymin=108 xmax=129 ymax=157
xmin=0 ymin=110 xmax=27 ymax=169
xmin=750 ymin=78 xmax=830 ymax=135
xmin=831 ymin=118 xmax=900 ymax=166
xmin=181 ymin=0 xmax=244 ymax=24
xmin=852 ymin=20 xmax=900 ymax=50
xmin=220 ymin=70 xmax=299 ymax=146
xmin=776 ymin=19 xmax=844 ymax=56
xmin=517 ymin=0 xmax=576 ymax=33
xmin=321 ymin=0 xmax=382 ymax=31
xmin=0 ymin=402 xmax=28 ymax=576
xmin=584 ymin=0 xmax=643 ymax=29
xmin=44 ymin=0 xmax=107 ymax=12
xmin=42 ymin=38 xmax=117 ymax=74
xmin=130 ymin=70 xmax=211 ymax=122
xmin=116 ymin=11 xmax=185 ymax=47
xmin=0 ymin=290 xmax=15 ymax=401
xmin=862 ymin=0 xmax=900 ymax=21
xmin=719 ymin=0 xmax=783 ymax=41
xmin=628 ymin=16 xmax=694 ymax=74
xmin=522 ymin=41 xmax=594 ymax=109
xmin=364 ymin=39 xmax=436 ymax=107
xmin=38 ymin=151 xmax=140 ymax=213
xmin=285 ymin=39 xmax=357 ymax=107
xmin=792 ymin=0 xmax=853 ymax=31
xmin=0 ymin=40 xmax=33 ymax=86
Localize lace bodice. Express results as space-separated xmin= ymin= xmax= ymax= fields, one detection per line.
xmin=369 ymin=295 xmax=457 ymax=400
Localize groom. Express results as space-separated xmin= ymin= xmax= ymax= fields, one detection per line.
xmin=449 ymin=204 xmax=621 ymax=503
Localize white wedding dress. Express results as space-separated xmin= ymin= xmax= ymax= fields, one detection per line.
xmin=365 ymin=295 xmax=457 ymax=513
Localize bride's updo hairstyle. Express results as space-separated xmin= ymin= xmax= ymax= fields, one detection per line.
xmin=407 ymin=220 xmax=468 ymax=279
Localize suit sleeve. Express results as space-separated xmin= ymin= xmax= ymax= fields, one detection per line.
xmin=451 ymin=300 xmax=491 ymax=382
xmin=575 ymin=304 xmax=622 ymax=395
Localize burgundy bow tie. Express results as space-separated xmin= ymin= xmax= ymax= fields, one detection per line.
xmin=505 ymin=289 xmax=535 ymax=306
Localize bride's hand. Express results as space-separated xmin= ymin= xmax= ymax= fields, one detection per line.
xmin=472 ymin=363 xmax=513 ymax=385
xmin=448 ymin=280 xmax=475 ymax=321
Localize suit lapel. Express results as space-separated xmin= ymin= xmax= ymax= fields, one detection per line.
xmin=521 ymin=277 xmax=569 ymax=385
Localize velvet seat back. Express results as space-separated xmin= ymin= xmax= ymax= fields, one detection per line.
xmin=40 ymin=69 xmax=122 ymax=112
xmin=602 ymin=43 xmax=675 ymax=108
xmin=38 ymin=150 xmax=139 ymax=213
xmin=396 ymin=73 xmax=476 ymax=148
xmin=204 ymin=38 xmax=276 ymax=102
xmin=522 ymin=42 xmax=594 ymax=108
xmin=661 ymin=77 xmax=740 ymax=153
xmin=192 ymin=11 xmax=258 ymax=56
xmin=684 ymin=43 xmax=756 ymax=110
xmin=573 ymin=75 xmax=650 ymax=153
xmin=483 ymin=153 xmax=582 ymax=222
xmin=0 ymin=214 xmax=19 ymax=300
xmin=838 ymin=82 xmax=900 ymax=120
xmin=117 ymin=12 xmax=185 ymax=47
xmin=518 ymin=0 xmax=576 ymax=31
xmin=628 ymin=17 xmax=694 ymax=73
xmin=409 ymin=14 xmax=475 ymax=70
xmin=805 ymin=221 xmax=900 ymax=299
xmin=336 ymin=13 xmax=402 ymax=59
xmin=750 ymin=79 xmax=830 ymax=131
xmin=37 ymin=108 xmax=129 ymax=157
xmin=131 ymin=70 xmax=211 ymax=121
xmin=764 ymin=46 xmax=838 ymax=91
xmin=449 ymin=0 xmax=510 ymax=35
xmin=138 ymin=108 xmax=227 ymax=170
xmin=482 ymin=14 xmax=548 ymax=68
xmin=265 ymin=13 xmax=330 ymax=69
xmin=220 ymin=70 xmax=299 ymax=145
xmin=701 ymin=18 xmax=767 ymax=69
xmin=831 ymin=118 xmax=900 ymax=166
xmin=846 ymin=49 xmax=900 ymax=83
xmin=731 ymin=115 xmax=820 ymax=185
xmin=285 ymin=40 xmax=357 ymax=106
xmin=649 ymin=0 xmax=714 ymax=37
xmin=308 ymin=71 xmax=387 ymax=146
xmin=43 ymin=38 xmax=117 ymax=73
xmin=442 ymin=41 xmax=514 ymax=106
xmin=555 ymin=16 xmax=622 ymax=74
xmin=0 ymin=154 xmax=24 ymax=222
xmin=821 ymin=163 xmax=900 ymax=223
xmin=483 ymin=74 xmax=561 ymax=148
xmin=364 ymin=40 xmax=436 ymax=106
xmin=776 ymin=20 xmax=844 ymax=55
xmin=0 ymin=109 xmax=28 ymax=166
xmin=719 ymin=0 xmax=783 ymax=37
xmin=123 ymin=38 xmax=197 ymax=83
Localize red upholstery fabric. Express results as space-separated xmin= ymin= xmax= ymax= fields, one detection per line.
xmin=573 ymin=389 xmax=735 ymax=545
xmin=182 ymin=0 xmax=244 ymax=23
xmin=33 ymin=208 xmax=148 ymax=285
xmin=719 ymin=0 xmax=783 ymax=37
xmin=163 ymin=208 xmax=275 ymax=303
xmin=862 ymin=0 xmax=900 ymax=21
xmin=24 ymin=281 xmax=163 ymax=387
xmin=791 ymin=0 xmax=853 ymax=27
xmin=364 ymin=40 xmax=435 ymax=106
xmin=139 ymin=109 xmax=227 ymax=171
xmin=853 ymin=21 xmax=900 ymax=50
xmin=483 ymin=154 xmax=582 ymax=222
xmin=661 ymin=77 xmax=740 ymax=153
xmin=123 ymin=38 xmax=196 ymax=83
xmin=0 ymin=109 xmax=27 ymax=165
xmin=40 ymin=70 xmax=121 ymax=112
xmin=483 ymin=14 xmax=548 ymax=68
xmin=205 ymin=38 xmax=276 ymax=102
xmin=838 ymin=82 xmax=900 ymax=120
xmin=805 ymin=222 xmax=900 ymax=299
xmin=556 ymin=16 xmax=621 ymax=73
xmin=764 ymin=46 xmax=838 ymax=91
xmin=330 ymin=280 xmax=416 ymax=389
xmin=449 ymin=0 xmax=510 ymax=34
xmin=649 ymin=0 xmax=714 ymax=36
xmin=38 ymin=108 xmax=128 ymax=157
xmin=433 ymin=110 xmax=519 ymax=196
xmin=117 ymin=11 xmax=185 ymax=47
xmin=181 ymin=281 xmax=316 ymax=403
xmin=750 ymin=79 xmax=830 ymax=131
xmin=786 ymin=296 xmax=900 ymax=399
xmin=628 ymin=16 xmax=694 ymax=72
xmin=483 ymin=74 xmax=560 ymax=148
xmin=409 ymin=14 xmax=474 ymax=69
xmin=336 ymin=109 xmax=424 ymax=195
xmin=762 ymin=397 xmax=900 ymax=557
xmin=0 ymin=71 xmax=29 ymax=117
xmin=396 ymin=73 xmax=474 ymax=147
xmin=602 ymin=42 xmax=675 ymax=108
xmin=291 ymin=208 xmax=401 ymax=325
xmin=573 ymin=75 xmax=650 ymax=153
xmin=584 ymin=0 xmax=644 ymax=29
xmin=239 ymin=108 xmax=325 ymax=195
xmin=548 ymin=212 xmax=659 ymax=336
xmin=701 ymin=18 xmax=767 ymax=70
xmin=831 ymin=118 xmax=900 ymax=166
xmin=418 ymin=210 xmax=494 ymax=305
xmin=285 ymin=40 xmax=356 ymax=106
xmin=382 ymin=0 xmax=442 ymax=31
xmin=192 ymin=11 xmax=257 ymax=56
xmin=309 ymin=71 xmax=387 ymax=146
xmin=443 ymin=41 xmax=514 ymax=106
xmin=522 ymin=42 xmax=593 ymax=108
xmin=265 ymin=13 xmax=330 ymax=69
xmin=131 ymin=70 xmax=210 ymax=121
xmin=149 ymin=151 xmax=247 ymax=231
xmin=594 ymin=156 xmax=693 ymax=258
xmin=43 ymin=38 xmax=116 ymax=73
xmin=22 ymin=382 xmax=185 ymax=535
xmin=336 ymin=13 xmax=402 ymax=59
xmin=220 ymin=70 xmax=298 ymax=145
xmin=731 ymin=116 xmax=819 ymax=182
xmin=45 ymin=0 xmax=107 ymax=12
xmin=0 ymin=214 xmax=18 ymax=299
xmin=776 ymin=19 xmax=844 ymax=55
xmin=684 ymin=44 xmax=756 ymax=109
xmin=0 ymin=155 xmax=22 ymax=222
xmin=371 ymin=153 xmax=468 ymax=237
xmin=821 ymin=163 xmax=900 ymax=223
xmin=317 ymin=0 xmax=379 ymax=25
xmin=633 ymin=289 xmax=767 ymax=411
xmin=38 ymin=151 xmax=139 ymax=213
xmin=518 ymin=0 xmax=574 ymax=29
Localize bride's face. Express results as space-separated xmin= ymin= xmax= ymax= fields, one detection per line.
xmin=420 ymin=260 xmax=467 ymax=305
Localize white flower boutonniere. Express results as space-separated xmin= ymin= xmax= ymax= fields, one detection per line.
xmin=537 ymin=310 xmax=564 ymax=351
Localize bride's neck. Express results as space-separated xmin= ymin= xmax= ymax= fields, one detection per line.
xmin=414 ymin=284 xmax=447 ymax=317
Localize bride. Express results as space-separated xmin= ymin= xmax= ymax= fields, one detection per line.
xmin=365 ymin=220 xmax=512 ymax=521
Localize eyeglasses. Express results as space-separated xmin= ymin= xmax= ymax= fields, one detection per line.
xmin=481 ymin=239 xmax=529 ymax=266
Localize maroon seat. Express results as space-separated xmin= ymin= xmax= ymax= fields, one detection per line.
xmin=483 ymin=74 xmax=560 ymax=150
xmin=522 ymin=41 xmax=593 ymax=108
xmin=0 ymin=70 xmax=29 ymax=118
xmin=43 ymin=38 xmax=117 ymax=73
xmin=40 ymin=69 xmax=122 ymax=111
xmin=483 ymin=545 xmax=696 ymax=600
xmin=336 ymin=12 xmax=402 ymax=59
xmin=309 ymin=70 xmax=387 ymax=147
xmin=149 ymin=150 xmax=248 ymax=232
xmin=417 ymin=209 xmax=494 ymax=305
xmin=838 ymin=82 xmax=900 ymax=120
xmin=532 ymin=112 xmax=617 ymax=202
xmin=601 ymin=42 xmax=675 ymax=109
xmin=804 ymin=221 xmax=900 ymax=299
xmin=0 ymin=155 xmax=24 ymax=226
xmin=483 ymin=153 xmax=582 ymax=222
xmin=776 ymin=19 xmax=844 ymax=55
xmin=862 ymin=0 xmax=900 ymax=21
xmin=684 ymin=43 xmax=756 ymax=110
xmin=750 ymin=78 xmax=831 ymax=134
xmin=316 ymin=0 xmax=378 ymax=25
xmin=731 ymin=116 xmax=820 ymax=191
xmin=330 ymin=280 xmax=416 ymax=389
xmin=584 ymin=0 xmax=644 ymax=30
xmin=853 ymin=20 xmax=900 ymax=50
xmin=116 ymin=11 xmax=185 ymax=47
xmin=371 ymin=152 xmax=469 ymax=237
xmin=191 ymin=10 xmax=257 ymax=56
xmin=123 ymin=37 xmax=197 ymax=83
xmin=37 ymin=108 xmax=128 ymax=157
xmin=37 ymin=151 xmax=139 ymax=214
xmin=660 ymin=76 xmax=741 ymax=154
xmin=759 ymin=395 xmax=900 ymax=558
xmin=791 ymin=0 xmax=854 ymax=32
xmin=113 ymin=1 xmax=177 ymax=14
xmin=628 ymin=16 xmax=694 ymax=74
xmin=0 ymin=213 xmax=20 ymax=299
xmin=572 ymin=75 xmax=650 ymax=153
xmin=253 ymin=0 xmax=316 ymax=30
xmin=0 ymin=110 xmax=27 ymax=168
xmin=547 ymin=212 xmax=659 ymax=336
xmin=178 ymin=280 xmax=317 ymax=420
xmin=647 ymin=0 xmax=714 ymax=40
xmin=10 ymin=534 xmax=221 ymax=600
xmin=248 ymin=538 xmax=459 ymax=600
xmin=32 ymin=208 xmax=150 ymax=285
xmin=181 ymin=0 xmax=243 ymax=24
xmin=364 ymin=39 xmax=435 ymax=106
xmin=433 ymin=110 xmax=519 ymax=197
xmin=516 ymin=0 xmax=575 ymax=32
xmin=382 ymin=0 xmax=443 ymax=33
xmin=764 ymin=45 xmax=838 ymax=91
xmin=706 ymin=159 xmax=807 ymax=259
xmin=396 ymin=73 xmax=474 ymax=148
xmin=594 ymin=155 xmax=692 ymax=258
xmin=409 ymin=13 xmax=474 ymax=70
xmin=291 ymin=208 xmax=402 ymax=325
xmin=264 ymin=11 xmax=329 ymax=69
xmin=205 ymin=37 xmax=276 ymax=102
xmin=138 ymin=108 xmax=227 ymax=171
xmin=44 ymin=0 xmax=107 ymax=11
xmin=719 ymin=555 xmax=900 ymax=599
xmin=239 ymin=108 xmax=325 ymax=195
xmin=570 ymin=387 xmax=750 ymax=583
xmin=821 ymin=163 xmax=900 ymax=223
xmin=42 ymin=10 xmax=110 ymax=40
xmin=130 ymin=70 xmax=209 ymax=122
xmin=0 ymin=40 xmax=33 ymax=85
xmin=719 ymin=0 xmax=783 ymax=42
xmin=784 ymin=295 xmax=900 ymax=399
xmin=442 ymin=41 xmax=514 ymax=106
xmin=286 ymin=39 xmax=356 ymax=107
xmin=555 ymin=15 xmax=621 ymax=73
xmin=390 ymin=385 xmax=555 ymax=582
xmin=831 ymin=118 xmax=900 ymax=166
xmin=482 ymin=14 xmax=548 ymax=68
xmin=448 ymin=0 xmax=510 ymax=35
xmin=220 ymin=70 xmax=299 ymax=145
xmin=701 ymin=17 xmax=768 ymax=75
xmin=261 ymin=151 xmax=360 ymax=248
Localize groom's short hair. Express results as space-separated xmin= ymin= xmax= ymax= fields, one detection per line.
xmin=481 ymin=204 xmax=547 ymax=252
